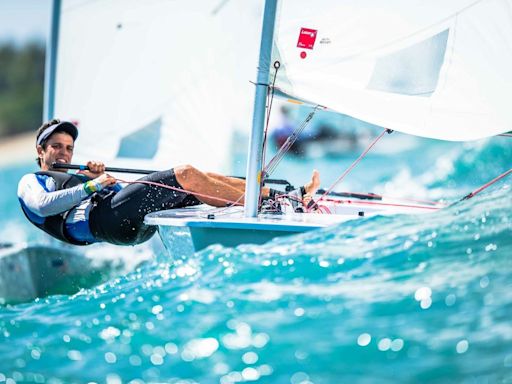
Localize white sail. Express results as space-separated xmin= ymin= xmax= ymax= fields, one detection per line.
xmin=145 ymin=0 xmax=490 ymax=252
xmin=54 ymin=0 xmax=263 ymax=173
xmin=272 ymin=0 xmax=512 ymax=141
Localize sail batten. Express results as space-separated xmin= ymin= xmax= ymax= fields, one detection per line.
xmin=273 ymin=0 xmax=512 ymax=141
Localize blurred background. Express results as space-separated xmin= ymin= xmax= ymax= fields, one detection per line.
xmin=0 ymin=0 xmax=50 ymax=165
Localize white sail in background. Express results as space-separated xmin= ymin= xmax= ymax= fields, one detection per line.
xmin=273 ymin=0 xmax=512 ymax=141
xmin=54 ymin=0 xmax=262 ymax=173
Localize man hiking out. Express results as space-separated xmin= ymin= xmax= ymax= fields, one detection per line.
xmin=18 ymin=119 xmax=320 ymax=246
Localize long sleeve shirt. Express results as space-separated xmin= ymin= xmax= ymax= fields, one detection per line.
xmin=17 ymin=173 xmax=120 ymax=243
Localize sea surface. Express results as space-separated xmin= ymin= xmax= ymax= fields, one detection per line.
xmin=0 ymin=135 xmax=511 ymax=384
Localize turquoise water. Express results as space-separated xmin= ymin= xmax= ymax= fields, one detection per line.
xmin=1 ymin=136 xmax=511 ymax=383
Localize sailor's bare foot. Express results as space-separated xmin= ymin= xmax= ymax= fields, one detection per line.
xmin=304 ymin=169 xmax=320 ymax=196
xmin=302 ymin=170 xmax=320 ymax=209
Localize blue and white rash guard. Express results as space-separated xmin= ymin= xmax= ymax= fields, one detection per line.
xmin=17 ymin=173 xmax=120 ymax=243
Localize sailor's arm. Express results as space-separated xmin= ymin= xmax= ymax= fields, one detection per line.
xmin=18 ymin=174 xmax=91 ymax=217
xmin=17 ymin=173 xmax=116 ymax=217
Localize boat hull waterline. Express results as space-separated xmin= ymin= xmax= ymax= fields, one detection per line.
xmin=145 ymin=197 xmax=439 ymax=253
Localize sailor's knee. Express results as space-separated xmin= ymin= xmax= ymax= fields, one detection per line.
xmin=175 ymin=164 xmax=195 ymax=178
xmin=175 ymin=164 xmax=201 ymax=187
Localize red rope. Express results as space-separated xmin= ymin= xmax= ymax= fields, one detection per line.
xmin=317 ymin=129 xmax=391 ymax=203
xmin=461 ymin=167 xmax=512 ymax=200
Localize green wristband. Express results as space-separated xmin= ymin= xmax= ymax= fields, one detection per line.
xmin=84 ymin=180 xmax=99 ymax=195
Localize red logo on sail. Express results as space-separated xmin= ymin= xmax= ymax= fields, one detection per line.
xmin=297 ymin=28 xmax=318 ymax=50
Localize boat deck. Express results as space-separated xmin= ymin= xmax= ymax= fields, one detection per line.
xmin=145 ymin=196 xmax=440 ymax=253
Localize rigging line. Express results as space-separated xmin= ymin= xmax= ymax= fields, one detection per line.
xmin=263 ymin=105 xmax=320 ymax=176
xmin=115 ymin=179 xmax=244 ymax=207
xmin=259 ymin=61 xmax=281 ymax=210
xmin=261 ymin=61 xmax=280 ymax=179
xmin=317 ymin=128 xmax=392 ymax=203
xmin=460 ymin=167 xmax=512 ymax=201
xmin=264 ymin=112 xmax=312 ymax=174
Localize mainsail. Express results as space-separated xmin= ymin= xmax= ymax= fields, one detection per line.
xmin=53 ymin=0 xmax=263 ymax=173
xmin=272 ymin=0 xmax=512 ymax=141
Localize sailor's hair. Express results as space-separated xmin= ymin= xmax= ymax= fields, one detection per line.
xmin=35 ymin=118 xmax=62 ymax=167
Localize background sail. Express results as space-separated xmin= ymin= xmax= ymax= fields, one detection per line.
xmin=273 ymin=0 xmax=512 ymax=141
xmin=55 ymin=0 xmax=262 ymax=173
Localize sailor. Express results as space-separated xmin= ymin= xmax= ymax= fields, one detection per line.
xmin=18 ymin=119 xmax=320 ymax=246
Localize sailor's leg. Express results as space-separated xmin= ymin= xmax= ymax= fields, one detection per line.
xmin=204 ymin=172 xmax=246 ymax=189
xmin=175 ymin=165 xmax=319 ymax=208
xmin=204 ymin=172 xmax=271 ymax=199
xmin=174 ymin=165 xmax=247 ymax=207
xmin=204 ymin=171 xmax=320 ymax=199
xmin=90 ymin=169 xmax=203 ymax=245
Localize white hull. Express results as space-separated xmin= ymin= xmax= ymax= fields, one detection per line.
xmin=145 ymin=195 xmax=440 ymax=255
xmin=0 ymin=243 xmax=109 ymax=304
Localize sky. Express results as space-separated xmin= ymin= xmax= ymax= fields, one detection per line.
xmin=0 ymin=0 xmax=51 ymax=44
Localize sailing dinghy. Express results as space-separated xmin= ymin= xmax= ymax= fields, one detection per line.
xmin=145 ymin=0 xmax=512 ymax=252
xmin=44 ymin=1 xmax=511 ymax=253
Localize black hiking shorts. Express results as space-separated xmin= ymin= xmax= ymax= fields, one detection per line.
xmin=89 ymin=169 xmax=201 ymax=245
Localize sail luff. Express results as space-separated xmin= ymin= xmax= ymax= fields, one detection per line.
xmin=244 ymin=0 xmax=279 ymax=218
xmin=43 ymin=0 xmax=61 ymax=121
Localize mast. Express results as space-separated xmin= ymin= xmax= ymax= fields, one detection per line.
xmin=43 ymin=0 xmax=62 ymax=121
xmin=244 ymin=0 xmax=279 ymax=218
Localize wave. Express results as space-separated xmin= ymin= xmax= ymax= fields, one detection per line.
xmin=0 ymin=149 xmax=511 ymax=383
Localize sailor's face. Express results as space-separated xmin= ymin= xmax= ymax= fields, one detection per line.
xmin=37 ymin=132 xmax=74 ymax=171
